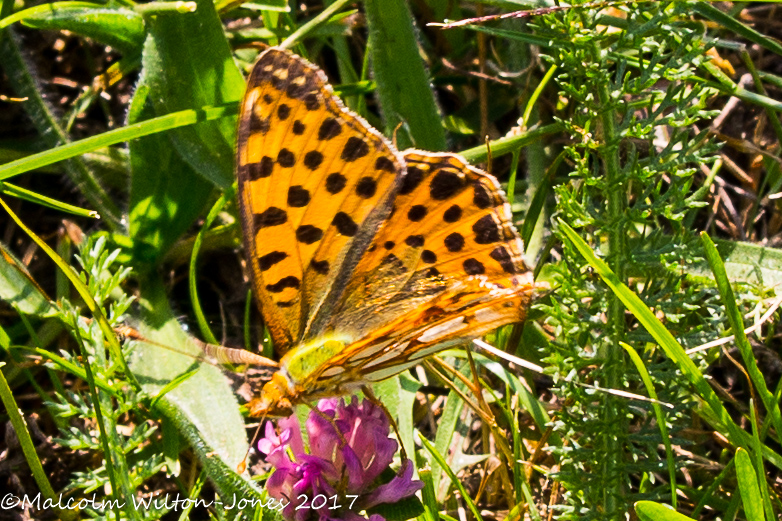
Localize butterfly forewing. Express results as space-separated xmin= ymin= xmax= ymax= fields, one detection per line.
xmin=237 ymin=48 xmax=405 ymax=353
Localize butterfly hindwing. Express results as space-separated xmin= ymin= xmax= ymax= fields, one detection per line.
xmin=298 ymin=152 xmax=534 ymax=389
xmin=313 ymin=151 xmax=530 ymax=342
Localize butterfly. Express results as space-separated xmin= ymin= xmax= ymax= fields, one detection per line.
xmin=234 ymin=47 xmax=535 ymax=417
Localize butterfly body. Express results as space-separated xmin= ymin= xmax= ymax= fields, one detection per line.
xmin=237 ymin=48 xmax=534 ymax=418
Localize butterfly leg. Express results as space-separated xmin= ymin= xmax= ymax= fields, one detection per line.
xmin=360 ymin=385 xmax=408 ymax=463
xmin=304 ymin=401 xmax=349 ymax=447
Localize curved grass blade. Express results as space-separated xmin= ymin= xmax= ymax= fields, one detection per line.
xmin=0 ymin=198 xmax=135 ymax=388
xmin=0 ymin=104 xmax=237 ymax=182
xmin=735 ymin=448 xmax=765 ymax=521
xmin=2 ymin=181 xmax=98 ymax=218
xmin=0 ymin=363 xmax=77 ymax=520
xmin=419 ymin=435 xmax=483 ymax=521
xmin=558 ymin=219 xmax=782 ymax=469
xmin=700 ymin=232 xmax=782 ymax=446
xmin=620 ymin=341 xmax=677 ymax=508
xmin=635 ymin=501 xmax=695 ymax=521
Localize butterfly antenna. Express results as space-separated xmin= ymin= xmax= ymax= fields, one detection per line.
xmin=485 ymin=135 xmax=493 ymax=177
xmin=392 ymin=121 xmax=404 ymax=149
xmin=238 ymin=413 xmax=268 ymax=474
xmin=113 ymin=322 xmax=279 ymax=370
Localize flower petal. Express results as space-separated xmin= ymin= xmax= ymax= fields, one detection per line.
xmin=363 ymin=461 xmax=423 ymax=509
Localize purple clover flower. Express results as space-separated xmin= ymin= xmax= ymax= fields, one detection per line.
xmin=258 ymin=397 xmax=423 ymax=521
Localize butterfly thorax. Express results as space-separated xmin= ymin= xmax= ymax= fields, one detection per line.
xmin=248 ymin=336 xmax=351 ymax=417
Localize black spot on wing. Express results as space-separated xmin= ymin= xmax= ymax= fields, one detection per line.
xmin=304 ymin=151 xmax=324 ymax=170
xmin=247 ymin=156 xmax=274 ymax=180
xmin=405 ymin=235 xmax=424 ymax=247
xmin=287 ymin=186 xmax=310 ymax=207
xmin=444 ymin=233 xmax=464 ymax=252
xmin=375 ymin=156 xmax=396 ymax=172
xmin=255 ymin=207 xmax=287 ymax=228
xmin=473 ymin=215 xmax=501 ymax=244
xmin=258 ymin=251 xmax=287 ymax=271
xmin=341 ymin=137 xmax=370 ymax=162
xmin=430 ymin=170 xmax=464 ymax=200
xmin=332 ymin=212 xmax=358 ymax=236
xmin=356 ymin=177 xmax=377 ymax=198
xmin=490 ymin=246 xmax=518 ymax=274
xmin=407 ymin=205 xmax=427 ymax=222
xmin=278 ymin=149 xmax=295 ymax=167
xmin=473 ymin=181 xmax=493 ymax=209
xmin=400 ymin=167 xmax=424 ymax=195
xmin=310 ymin=259 xmax=330 ymax=275
xmin=296 ymin=225 xmax=324 ymax=244
xmin=463 ymin=258 xmax=485 ymax=275
xmin=326 ymin=173 xmax=347 ymax=194
xmin=266 ymin=276 xmax=300 ymax=293
xmin=318 ymin=118 xmax=342 ymax=140
xmin=443 ymin=205 xmax=461 ymax=223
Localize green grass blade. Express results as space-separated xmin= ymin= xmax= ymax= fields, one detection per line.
xmin=620 ymin=341 xmax=677 ymax=508
xmin=364 ymin=0 xmax=446 ymax=151
xmin=700 ymin=232 xmax=782 ymax=444
xmin=748 ymin=404 xmax=775 ymax=521
xmin=419 ymin=435 xmax=483 ymax=521
xmin=735 ymin=447 xmax=765 ymax=521
xmin=635 ymin=501 xmax=696 ymax=521
xmin=279 ymin=0 xmax=353 ymax=49
xmin=0 ymin=104 xmax=237 ymax=182
xmin=188 ymin=191 xmax=232 ymax=345
xmin=693 ymin=2 xmax=782 ymax=57
xmin=460 ymin=123 xmax=564 ymax=162
xmin=0 ymin=363 xmax=76 ymax=520
xmin=558 ymin=219 xmax=782 ymax=469
xmin=2 ymin=181 xmax=98 ymax=218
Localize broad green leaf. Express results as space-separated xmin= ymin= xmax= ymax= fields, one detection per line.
xmin=129 ymin=275 xmax=249 ymax=475
xmin=12 ymin=3 xmax=145 ymax=55
xmin=688 ymin=238 xmax=782 ymax=293
xmin=140 ymin=0 xmax=244 ymax=188
xmin=127 ymin=78 xmax=214 ymax=265
xmin=375 ymin=372 xmax=420 ymax=461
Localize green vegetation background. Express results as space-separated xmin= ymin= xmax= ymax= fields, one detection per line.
xmin=1 ymin=1 xmax=782 ymax=520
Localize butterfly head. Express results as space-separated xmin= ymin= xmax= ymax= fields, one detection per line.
xmin=248 ymin=372 xmax=295 ymax=417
